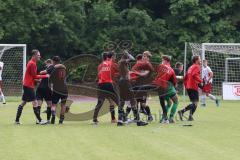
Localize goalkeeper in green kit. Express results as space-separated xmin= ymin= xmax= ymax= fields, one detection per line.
xmin=158 ymin=57 xmax=179 ymax=124
xmin=160 ymin=62 xmax=183 ymax=123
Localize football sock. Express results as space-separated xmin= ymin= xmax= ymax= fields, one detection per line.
xmin=109 ymin=105 xmax=115 ymax=120
xmin=144 ymin=106 xmax=151 ymax=116
xmin=1 ymin=92 xmax=6 ymax=103
xmin=47 ymin=107 xmax=51 ymax=121
xmin=132 ymin=107 xmax=139 ymax=121
xmin=170 ymin=102 xmax=178 ymax=118
xmin=166 ymin=99 xmax=172 ymax=113
xmin=51 ymin=110 xmax=56 ymax=124
xmin=190 ymin=103 xmax=197 ymax=116
xmin=37 ymin=106 xmax=41 ymax=115
xmin=159 ymin=97 xmax=167 ymax=119
xmin=182 ymin=104 xmax=193 ymax=113
xmin=126 ymin=106 xmax=131 ymax=116
xmin=118 ymin=107 xmax=124 ymax=121
xmin=15 ymin=105 xmax=23 ymax=122
xmin=140 ymin=105 xmax=147 ymax=115
xmin=59 ymin=114 xmax=64 ymax=123
xmin=201 ymin=95 xmax=206 ymax=104
xmin=33 ymin=107 xmax=42 ymax=122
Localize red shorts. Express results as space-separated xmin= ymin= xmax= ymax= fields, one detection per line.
xmin=203 ymin=83 xmax=212 ymax=94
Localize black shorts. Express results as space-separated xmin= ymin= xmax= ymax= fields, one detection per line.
xmin=22 ymin=86 xmax=36 ymax=102
xmin=36 ymin=87 xmax=52 ymax=101
xmin=187 ymin=89 xmax=199 ymax=102
xmin=52 ymin=91 xmax=68 ymax=104
xmin=136 ymin=97 xmax=147 ymax=103
xmin=98 ymin=83 xmax=119 ymax=103
xmin=133 ymin=84 xmax=148 ymax=103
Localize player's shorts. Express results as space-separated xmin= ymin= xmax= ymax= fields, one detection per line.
xmin=187 ymin=89 xmax=199 ymax=102
xmin=159 ymin=85 xmax=177 ymax=99
xmin=202 ymin=83 xmax=212 ymax=94
xmin=136 ymin=96 xmax=147 ymax=103
xmin=22 ymin=86 xmax=36 ymax=102
xmin=36 ymin=87 xmax=52 ymax=101
xmin=97 ymin=83 xmax=118 ymax=101
xmin=52 ymin=91 xmax=68 ymax=104
xmin=133 ymin=86 xmax=148 ymax=103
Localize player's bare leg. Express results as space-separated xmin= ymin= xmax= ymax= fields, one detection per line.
xmin=206 ymin=93 xmax=219 ymax=107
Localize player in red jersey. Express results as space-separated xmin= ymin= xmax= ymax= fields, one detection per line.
xmin=118 ymin=51 xmax=148 ymax=126
xmin=178 ymin=55 xmax=203 ymax=121
xmin=131 ymin=55 xmax=178 ymax=124
xmin=153 ymin=55 xmax=178 ymax=124
xmin=127 ymin=51 xmax=155 ymax=122
xmin=92 ymin=52 xmax=120 ymax=124
xmin=107 ymin=51 xmax=120 ymax=123
xmin=15 ymin=49 xmax=49 ymax=125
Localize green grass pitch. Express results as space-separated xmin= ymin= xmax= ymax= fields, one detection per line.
xmin=0 ymin=97 xmax=240 ymax=160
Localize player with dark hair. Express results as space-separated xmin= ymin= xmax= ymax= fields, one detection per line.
xmin=174 ymin=62 xmax=183 ymax=76
xmin=47 ymin=56 xmax=68 ymax=124
xmin=36 ymin=59 xmax=53 ymax=123
xmin=92 ymin=52 xmax=119 ymax=124
xmin=15 ymin=49 xmax=49 ymax=125
xmin=118 ymin=51 xmax=148 ymax=126
xmin=178 ymin=55 xmax=203 ymax=121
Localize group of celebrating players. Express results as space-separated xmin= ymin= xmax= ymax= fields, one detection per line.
xmin=12 ymin=49 xmax=219 ymax=126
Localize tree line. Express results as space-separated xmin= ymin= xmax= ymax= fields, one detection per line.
xmin=0 ymin=0 xmax=240 ymax=61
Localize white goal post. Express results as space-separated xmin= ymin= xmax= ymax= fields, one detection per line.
xmin=0 ymin=44 xmax=26 ymax=96
xmin=184 ymin=43 xmax=240 ymax=99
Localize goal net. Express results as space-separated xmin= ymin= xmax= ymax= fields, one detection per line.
xmin=225 ymin=58 xmax=240 ymax=83
xmin=0 ymin=44 xmax=26 ymax=96
xmin=184 ymin=43 xmax=240 ymax=96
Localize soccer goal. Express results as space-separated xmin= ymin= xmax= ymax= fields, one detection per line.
xmin=0 ymin=44 xmax=26 ymax=96
xmin=184 ymin=43 xmax=240 ymax=98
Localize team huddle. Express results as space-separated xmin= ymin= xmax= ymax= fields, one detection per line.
xmin=13 ymin=49 xmax=219 ymax=125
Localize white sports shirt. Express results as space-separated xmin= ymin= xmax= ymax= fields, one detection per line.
xmin=202 ymin=66 xmax=213 ymax=83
